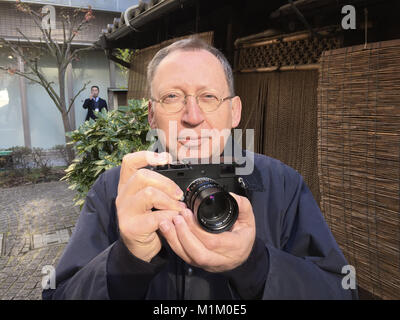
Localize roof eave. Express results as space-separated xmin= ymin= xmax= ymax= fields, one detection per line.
xmin=97 ymin=0 xmax=194 ymax=49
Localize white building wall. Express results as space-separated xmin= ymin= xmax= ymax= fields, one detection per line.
xmin=0 ymin=49 xmax=127 ymax=149
xmin=0 ymin=53 xmax=25 ymax=148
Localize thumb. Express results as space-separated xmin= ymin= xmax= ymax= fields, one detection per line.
xmin=230 ymin=192 xmax=254 ymax=223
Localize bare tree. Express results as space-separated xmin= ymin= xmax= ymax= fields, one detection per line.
xmin=0 ymin=1 xmax=97 ymax=163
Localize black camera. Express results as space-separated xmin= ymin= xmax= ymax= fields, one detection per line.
xmin=152 ymin=161 xmax=247 ymax=233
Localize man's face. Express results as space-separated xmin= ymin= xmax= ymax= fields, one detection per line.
xmin=91 ymin=87 xmax=99 ymax=97
xmin=148 ymin=49 xmax=242 ymax=160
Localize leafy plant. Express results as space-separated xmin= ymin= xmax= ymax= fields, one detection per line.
xmin=7 ymin=146 xmax=32 ymax=173
xmin=115 ymin=48 xmax=136 ymax=85
xmin=62 ymin=99 xmax=151 ymax=207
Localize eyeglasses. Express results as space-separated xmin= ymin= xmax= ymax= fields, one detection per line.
xmin=150 ymin=92 xmax=235 ymax=114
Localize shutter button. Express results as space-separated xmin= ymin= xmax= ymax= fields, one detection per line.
xmin=187 ymin=267 xmax=193 ymax=276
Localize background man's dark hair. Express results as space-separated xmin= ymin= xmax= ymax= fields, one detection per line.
xmin=91 ymin=85 xmax=99 ymax=91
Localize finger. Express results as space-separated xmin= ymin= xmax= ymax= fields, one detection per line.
xmin=181 ymin=208 xmax=216 ymax=240
xmin=229 ymin=192 xmax=255 ymax=223
xmin=119 ymin=168 xmax=184 ymax=202
xmin=148 ymin=210 xmax=183 ymax=232
xmin=158 ymin=219 xmax=194 ymax=264
xmin=180 ymin=210 xmax=254 ymax=268
xmin=121 ymin=210 xmax=181 ymax=237
xmin=173 ymin=215 xmax=220 ymax=267
xmin=119 ymin=151 xmax=173 ymax=187
xmin=118 ymin=186 xmax=186 ymax=218
xmin=228 ymin=193 xmax=256 ymax=246
xmin=181 ymin=209 xmax=237 ymax=251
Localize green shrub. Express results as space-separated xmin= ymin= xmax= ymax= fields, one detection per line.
xmin=7 ymin=146 xmax=32 ymax=173
xmin=62 ymin=99 xmax=152 ymax=207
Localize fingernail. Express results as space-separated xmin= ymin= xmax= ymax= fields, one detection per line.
xmin=176 ymin=188 xmax=184 ymax=199
xmin=173 ymin=215 xmax=184 ymax=225
xmin=156 ymin=153 xmax=168 ymax=164
xmin=159 ymin=221 xmax=170 ymax=232
xmin=183 ymin=209 xmax=192 ymax=217
xmin=179 ymin=202 xmax=186 ymax=209
xmin=160 ymin=152 xmax=169 ymax=160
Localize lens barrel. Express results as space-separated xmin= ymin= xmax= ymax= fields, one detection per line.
xmin=184 ymin=178 xmax=238 ymax=233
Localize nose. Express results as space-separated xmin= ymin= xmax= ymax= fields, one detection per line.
xmin=181 ymin=95 xmax=205 ymax=127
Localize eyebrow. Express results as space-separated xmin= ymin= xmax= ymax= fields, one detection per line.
xmin=158 ymin=85 xmax=220 ymax=94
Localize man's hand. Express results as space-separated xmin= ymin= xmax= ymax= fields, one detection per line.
xmin=89 ymin=94 xmax=93 ymax=100
xmin=158 ymin=193 xmax=256 ymax=272
xmin=116 ymin=151 xmax=186 ymax=262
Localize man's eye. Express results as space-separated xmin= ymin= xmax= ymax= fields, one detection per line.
xmin=162 ymin=93 xmax=181 ymax=103
xmin=200 ymin=93 xmax=218 ymax=100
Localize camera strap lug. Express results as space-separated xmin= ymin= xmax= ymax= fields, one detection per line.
xmin=238 ymin=177 xmax=247 ymax=189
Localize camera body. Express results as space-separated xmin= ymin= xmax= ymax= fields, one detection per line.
xmin=152 ymin=162 xmax=247 ymax=233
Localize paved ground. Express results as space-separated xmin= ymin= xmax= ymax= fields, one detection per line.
xmin=0 ymin=181 xmax=79 ymax=300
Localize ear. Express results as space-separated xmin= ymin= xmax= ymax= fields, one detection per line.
xmin=230 ymin=96 xmax=242 ymax=128
xmin=148 ymin=100 xmax=156 ymax=129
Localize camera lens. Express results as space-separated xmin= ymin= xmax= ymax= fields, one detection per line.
xmin=198 ymin=192 xmax=228 ymax=220
xmin=184 ymin=178 xmax=238 ymax=233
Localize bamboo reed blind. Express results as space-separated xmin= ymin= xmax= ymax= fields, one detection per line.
xmin=318 ymin=39 xmax=400 ymax=299
xmin=235 ymin=70 xmax=321 ymax=205
xmin=127 ymin=31 xmax=214 ymax=100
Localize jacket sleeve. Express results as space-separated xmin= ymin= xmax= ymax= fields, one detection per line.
xmin=82 ymin=99 xmax=91 ymax=109
xmin=260 ymin=170 xmax=358 ymax=299
xmin=221 ymin=236 xmax=269 ymax=300
xmin=41 ymin=172 xmax=166 ymax=300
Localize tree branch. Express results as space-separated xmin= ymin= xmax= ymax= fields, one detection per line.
xmin=23 ymin=57 xmax=63 ymax=111
xmin=62 ymin=19 xmax=67 ymax=53
xmin=33 ymin=63 xmax=62 ymax=110
xmin=28 ymin=10 xmax=59 ymax=59
xmin=65 ymin=45 xmax=95 ymax=67
xmin=68 ymin=18 xmax=87 ymax=44
xmin=67 ymin=80 xmax=90 ymax=114
xmin=3 ymin=3 xmax=95 ymax=117
xmin=0 ymin=66 xmax=41 ymax=85
xmin=15 ymin=28 xmax=42 ymax=52
xmin=0 ymin=65 xmax=63 ymax=113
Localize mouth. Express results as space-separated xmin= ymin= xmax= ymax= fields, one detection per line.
xmin=178 ymin=136 xmax=211 ymax=147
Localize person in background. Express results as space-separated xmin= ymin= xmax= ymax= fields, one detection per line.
xmin=82 ymin=85 xmax=108 ymax=121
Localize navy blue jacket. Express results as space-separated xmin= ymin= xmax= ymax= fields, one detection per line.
xmin=42 ymin=152 xmax=357 ymax=300
xmin=83 ymin=97 xmax=108 ymax=121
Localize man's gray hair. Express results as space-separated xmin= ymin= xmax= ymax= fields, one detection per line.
xmin=147 ymin=37 xmax=235 ymax=96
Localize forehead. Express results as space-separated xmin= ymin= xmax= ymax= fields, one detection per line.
xmin=152 ymin=49 xmax=228 ymax=93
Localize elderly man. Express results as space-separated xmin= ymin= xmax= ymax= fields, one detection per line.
xmin=42 ymin=38 xmax=357 ymax=300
